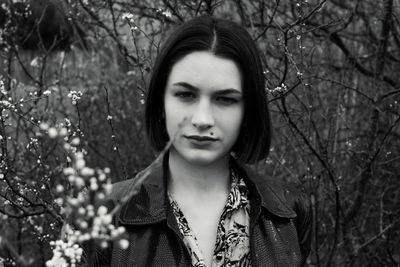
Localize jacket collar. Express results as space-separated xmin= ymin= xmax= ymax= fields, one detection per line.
xmin=231 ymin=159 xmax=297 ymax=219
xmin=118 ymin=155 xmax=296 ymax=226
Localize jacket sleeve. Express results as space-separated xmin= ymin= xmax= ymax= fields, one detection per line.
xmin=285 ymin=183 xmax=313 ymax=266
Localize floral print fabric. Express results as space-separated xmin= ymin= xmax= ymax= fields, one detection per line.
xmin=168 ymin=169 xmax=251 ymax=267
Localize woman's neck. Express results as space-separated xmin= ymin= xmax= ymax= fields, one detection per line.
xmin=167 ymin=149 xmax=231 ymax=199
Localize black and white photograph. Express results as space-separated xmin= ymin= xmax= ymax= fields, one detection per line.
xmin=0 ymin=0 xmax=399 ymax=266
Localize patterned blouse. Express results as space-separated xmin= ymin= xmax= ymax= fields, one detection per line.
xmin=168 ymin=169 xmax=252 ymax=267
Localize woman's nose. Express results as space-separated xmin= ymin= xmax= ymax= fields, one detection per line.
xmin=191 ymin=101 xmax=215 ymax=130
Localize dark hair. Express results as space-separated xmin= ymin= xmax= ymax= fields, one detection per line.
xmin=145 ymin=15 xmax=271 ymax=164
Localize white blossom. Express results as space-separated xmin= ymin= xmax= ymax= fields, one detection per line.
xmin=81 ymin=167 xmax=95 ymax=176
xmin=119 ymin=239 xmax=129 ymax=250
xmin=46 ymin=240 xmax=83 ymax=267
xmin=97 ymin=205 xmax=108 ymax=216
xmin=30 ymin=58 xmax=39 ymax=67
xmin=122 ymin=13 xmax=134 ymax=21
xmin=67 ymin=91 xmax=83 ymax=105
xmin=162 ymin=11 xmax=172 ymax=18
xmin=71 ymin=137 xmax=80 ymax=146
xmin=40 ymin=122 xmax=49 ymax=130
xmin=56 ymin=184 xmax=64 ymax=193
xmin=48 ymin=127 xmax=58 ymax=138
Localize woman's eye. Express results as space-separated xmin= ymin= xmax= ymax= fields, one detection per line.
xmin=174 ymin=91 xmax=196 ymax=100
xmin=216 ymin=96 xmax=238 ymax=105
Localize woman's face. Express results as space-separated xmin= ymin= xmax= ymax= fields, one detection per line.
xmin=164 ymin=51 xmax=244 ymax=166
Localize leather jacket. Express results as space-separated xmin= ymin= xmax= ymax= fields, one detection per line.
xmin=83 ymin=156 xmax=312 ymax=267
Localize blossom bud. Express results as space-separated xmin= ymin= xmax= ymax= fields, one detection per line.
xmin=119 ymin=239 xmax=129 ymax=250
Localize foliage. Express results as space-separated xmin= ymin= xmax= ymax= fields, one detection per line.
xmin=0 ymin=0 xmax=399 ymax=266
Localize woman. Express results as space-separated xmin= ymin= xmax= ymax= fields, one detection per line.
xmin=86 ymin=15 xmax=312 ymax=266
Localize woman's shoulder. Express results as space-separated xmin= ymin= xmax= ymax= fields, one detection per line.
xmin=237 ymin=163 xmax=311 ymax=220
xmin=241 ymin=165 xmax=313 ymax=262
xmin=260 ymin=173 xmax=310 ymax=216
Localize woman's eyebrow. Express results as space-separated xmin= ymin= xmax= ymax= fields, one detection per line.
xmin=216 ymin=89 xmax=242 ymax=95
xmin=172 ymin=82 xmax=199 ymax=91
xmin=172 ymin=82 xmax=242 ymax=95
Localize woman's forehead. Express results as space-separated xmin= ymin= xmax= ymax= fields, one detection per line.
xmin=166 ymin=51 xmax=242 ymax=92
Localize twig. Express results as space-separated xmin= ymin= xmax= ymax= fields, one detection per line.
xmin=355 ymin=220 xmax=399 ymax=253
xmin=103 ymin=86 xmax=127 ymax=180
xmin=279 ymin=96 xmax=341 ymax=267
xmin=109 ymin=118 xmax=188 ymax=216
xmin=370 ymin=115 xmax=400 ymax=163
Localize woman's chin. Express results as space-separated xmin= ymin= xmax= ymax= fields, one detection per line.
xmin=171 ymin=148 xmax=228 ymax=167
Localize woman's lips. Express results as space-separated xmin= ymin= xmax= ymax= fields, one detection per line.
xmin=185 ymin=135 xmax=218 ymax=146
xmin=186 ymin=135 xmax=217 ymax=141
